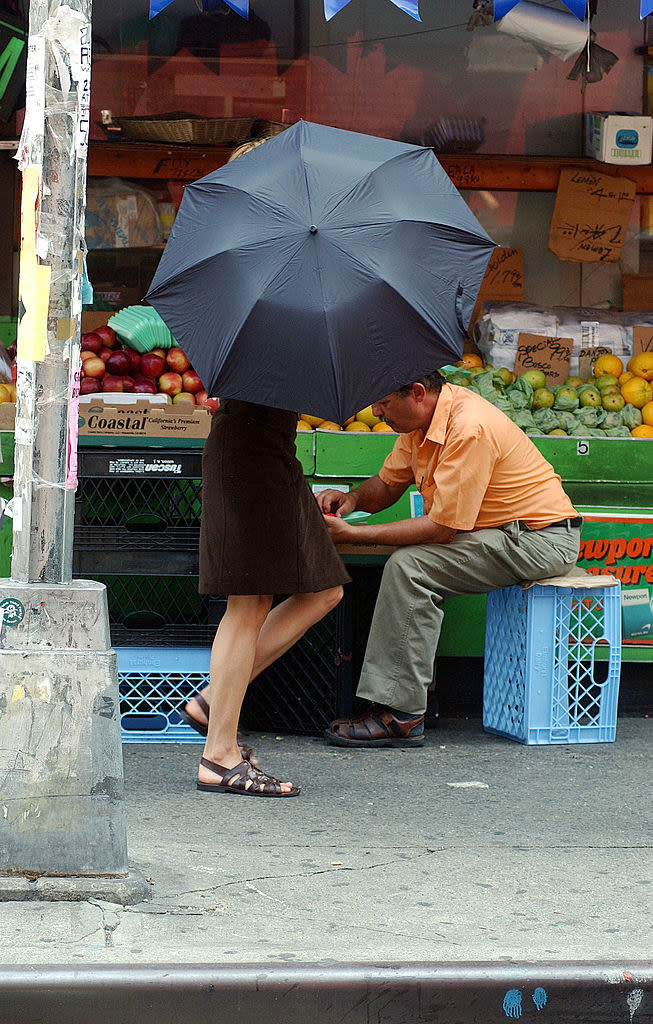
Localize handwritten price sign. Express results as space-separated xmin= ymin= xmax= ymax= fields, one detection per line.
xmin=514 ymin=333 xmax=573 ymax=384
xmin=548 ymin=168 xmax=636 ymax=264
xmin=633 ymin=326 xmax=653 ymax=358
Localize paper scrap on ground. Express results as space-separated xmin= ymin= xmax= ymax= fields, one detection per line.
xmin=446 ymin=781 xmax=489 ymax=789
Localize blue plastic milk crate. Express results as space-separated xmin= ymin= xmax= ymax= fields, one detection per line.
xmin=483 ymin=581 xmax=622 ymax=744
xmin=117 ymin=646 xmax=210 ymax=742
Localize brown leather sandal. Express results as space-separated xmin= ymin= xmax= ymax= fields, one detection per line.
xmin=325 ymin=705 xmax=425 ymax=748
xmin=178 ymin=693 xmax=254 ymax=762
xmin=196 ymin=757 xmax=300 ymax=797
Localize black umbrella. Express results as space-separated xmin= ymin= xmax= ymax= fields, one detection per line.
xmin=146 ymin=120 xmax=496 ymax=422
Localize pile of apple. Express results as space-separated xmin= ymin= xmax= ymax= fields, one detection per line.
xmin=80 ymin=324 xmax=218 ymax=411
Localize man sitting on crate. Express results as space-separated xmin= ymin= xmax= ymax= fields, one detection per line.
xmin=318 ymin=370 xmax=582 ymax=748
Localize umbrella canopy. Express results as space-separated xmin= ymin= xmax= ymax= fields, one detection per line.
xmin=146 ymin=120 xmax=496 ymax=422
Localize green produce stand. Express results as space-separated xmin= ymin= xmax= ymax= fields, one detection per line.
xmin=304 ymin=430 xmax=653 ymax=664
xmin=0 ymin=427 xmax=650 ymax=664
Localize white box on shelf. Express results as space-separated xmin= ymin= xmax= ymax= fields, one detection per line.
xmin=584 ymin=113 xmax=652 ymax=166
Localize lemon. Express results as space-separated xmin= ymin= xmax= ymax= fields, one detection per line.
xmin=345 ymin=421 xmax=371 ymax=432
xmin=356 ymin=406 xmax=381 ymax=428
xmin=372 ymin=422 xmax=396 ymax=432
xmin=301 ymin=414 xmax=324 ymax=427
xmin=318 ymin=421 xmax=342 ymax=431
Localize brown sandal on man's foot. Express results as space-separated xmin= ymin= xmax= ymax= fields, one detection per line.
xmin=178 ymin=694 xmax=255 ymax=762
xmin=325 ymin=705 xmax=425 ymax=748
xmin=196 ymin=757 xmax=300 ymax=797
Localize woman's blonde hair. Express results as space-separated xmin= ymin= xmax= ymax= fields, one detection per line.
xmin=228 ymin=136 xmax=274 ymax=162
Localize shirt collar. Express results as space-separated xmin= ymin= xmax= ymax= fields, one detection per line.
xmin=421 ymin=383 xmax=453 ymax=446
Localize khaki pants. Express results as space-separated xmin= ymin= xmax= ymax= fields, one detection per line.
xmin=356 ymin=521 xmax=582 ymax=716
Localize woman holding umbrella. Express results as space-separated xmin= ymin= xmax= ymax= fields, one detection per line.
xmin=183 ymin=139 xmax=350 ymax=797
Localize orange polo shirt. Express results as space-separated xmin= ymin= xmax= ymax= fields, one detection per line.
xmin=378 ymin=384 xmax=578 ymax=532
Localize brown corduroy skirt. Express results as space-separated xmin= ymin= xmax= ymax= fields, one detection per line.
xmin=199 ymin=400 xmax=351 ymax=596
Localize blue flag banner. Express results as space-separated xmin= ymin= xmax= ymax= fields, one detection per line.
xmin=493 ymin=0 xmax=522 ymax=17
xmin=642 ymin=0 xmax=653 ymax=16
xmin=150 ymin=0 xmax=249 ymax=18
xmin=325 ymin=0 xmax=420 ymax=21
xmin=495 ymin=0 xmax=586 ymax=19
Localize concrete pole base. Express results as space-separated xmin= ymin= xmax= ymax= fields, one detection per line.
xmin=0 ymin=871 xmax=150 ymax=906
xmin=0 ymin=580 xmax=131 ymax=880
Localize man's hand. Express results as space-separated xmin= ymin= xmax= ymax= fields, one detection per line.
xmin=316 ymin=488 xmax=357 ymax=517
xmin=323 ymin=514 xmax=357 ymax=543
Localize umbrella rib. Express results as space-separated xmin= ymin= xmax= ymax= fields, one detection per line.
xmin=297 ymin=132 xmax=344 ymax=418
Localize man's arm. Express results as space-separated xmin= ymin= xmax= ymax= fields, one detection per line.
xmin=325 ymin=513 xmax=457 ymax=547
xmin=316 ymin=475 xmax=408 ymax=517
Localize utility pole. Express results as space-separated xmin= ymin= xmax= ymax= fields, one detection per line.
xmin=0 ymin=0 xmax=145 ymax=902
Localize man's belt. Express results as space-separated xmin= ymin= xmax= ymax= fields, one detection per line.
xmin=544 ymin=516 xmax=583 ymax=529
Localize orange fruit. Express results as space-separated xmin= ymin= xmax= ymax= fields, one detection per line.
xmin=301 ymin=414 xmax=324 ymax=427
xmin=630 ymin=424 xmax=653 ymax=438
xmin=296 ymin=419 xmax=312 ymax=431
xmin=372 ymin=421 xmax=396 ymax=432
xmin=641 ymin=401 xmax=653 ymax=427
xmin=593 ymin=354 xmax=623 ymax=379
xmin=345 ymin=421 xmax=371 ymax=432
xmin=618 ymin=371 xmax=635 ymax=387
xmin=456 ymin=353 xmax=484 ymax=369
xmin=627 ymin=352 xmax=653 ymax=382
xmin=620 ymin=376 xmax=653 ymax=409
xmin=318 ymin=421 xmax=342 ymax=431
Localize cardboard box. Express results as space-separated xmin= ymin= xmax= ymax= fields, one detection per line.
xmin=584 ymin=113 xmax=652 ymax=166
xmin=78 ymin=399 xmax=212 ymax=447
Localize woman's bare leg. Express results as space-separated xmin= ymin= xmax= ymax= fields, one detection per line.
xmin=188 ymin=586 xmax=344 ymax=725
xmin=197 ymin=593 xmax=295 ymax=793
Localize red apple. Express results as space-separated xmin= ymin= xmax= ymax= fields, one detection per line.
xmin=172 ymin=391 xmax=195 ymax=404
xmin=125 ymin=348 xmax=141 ymax=374
xmin=166 ymin=347 xmax=191 ymax=374
xmin=132 ymin=376 xmax=158 ymax=395
xmin=93 ymin=325 xmax=118 ymax=349
xmin=80 ymin=377 xmax=102 ymax=395
xmin=102 ymin=374 xmax=123 ymax=392
xmin=106 ymin=350 xmax=131 ymax=376
xmin=80 ymin=349 xmax=97 ymax=362
xmin=81 ymin=355 xmax=106 ymax=379
xmin=140 ymin=352 xmax=166 ymax=379
xmin=158 ymin=371 xmax=183 ymax=397
xmin=99 ymin=347 xmax=113 ymax=364
xmin=181 ymin=369 xmax=203 ymax=394
xmin=122 ymin=375 xmax=135 ymax=393
xmin=81 ymin=332 xmax=103 ymax=354
xmin=196 ymin=391 xmax=220 ymax=413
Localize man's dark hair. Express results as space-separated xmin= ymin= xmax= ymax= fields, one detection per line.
xmin=395 ymin=371 xmax=444 ymax=398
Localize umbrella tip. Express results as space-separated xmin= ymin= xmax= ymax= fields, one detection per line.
xmin=309 ymin=225 xmax=318 ymax=234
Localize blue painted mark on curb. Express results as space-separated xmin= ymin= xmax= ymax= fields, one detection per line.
xmin=503 ymin=989 xmax=523 ymax=1018
xmin=533 ymin=987 xmax=547 ymax=1011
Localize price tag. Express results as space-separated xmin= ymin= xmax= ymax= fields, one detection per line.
xmin=578 ymin=346 xmax=611 ymax=380
xmin=514 ymin=333 xmax=572 ymax=384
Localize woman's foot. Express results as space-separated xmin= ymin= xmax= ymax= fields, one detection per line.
xmin=197 ymin=753 xmax=299 ymax=797
xmin=180 ymin=692 xmax=257 ymax=764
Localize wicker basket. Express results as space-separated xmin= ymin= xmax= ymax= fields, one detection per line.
xmin=251 ymin=119 xmax=288 ymax=139
xmin=115 ymin=114 xmax=256 ymax=146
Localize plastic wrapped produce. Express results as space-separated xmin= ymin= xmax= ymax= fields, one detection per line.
xmin=556 ymin=411 xmax=578 ymax=432
xmin=604 ymin=426 xmax=632 ymax=437
xmin=532 ymin=407 xmax=559 ymax=433
xmin=602 ymin=411 xmax=624 ymax=429
xmin=514 ymin=409 xmax=536 ymax=431
xmin=622 ymin=404 xmax=643 ymax=430
xmin=506 ymin=377 xmax=533 ymax=409
xmin=553 ymin=386 xmax=580 ymax=411
xmin=575 ymin=406 xmax=606 ymax=427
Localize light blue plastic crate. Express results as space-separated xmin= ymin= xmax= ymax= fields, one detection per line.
xmin=117 ymin=646 xmax=210 ymax=743
xmin=483 ymin=582 xmax=621 ymax=744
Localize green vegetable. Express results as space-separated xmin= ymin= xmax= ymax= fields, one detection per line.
xmin=575 ymin=406 xmax=606 ymax=427
xmin=602 ymin=411 xmax=624 ymax=429
xmin=604 ymin=426 xmax=631 ymax=437
xmin=514 ymin=409 xmax=536 ymax=430
xmin=506 ymin=377 xmax=533 ymax=410
xmin=556 ymin=411 xmax=578 ymax=432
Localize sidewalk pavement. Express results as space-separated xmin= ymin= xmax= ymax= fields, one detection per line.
xmin=0 ymin=716 xmax=650 ymax=966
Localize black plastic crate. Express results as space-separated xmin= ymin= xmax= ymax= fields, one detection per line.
xmin=85 ymin=573 xmax=225 ymax=647
xmin=74 ymin=449 xmax=203 ymax=557
xmin=240 ymin=594 xmax=353 ymax=735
